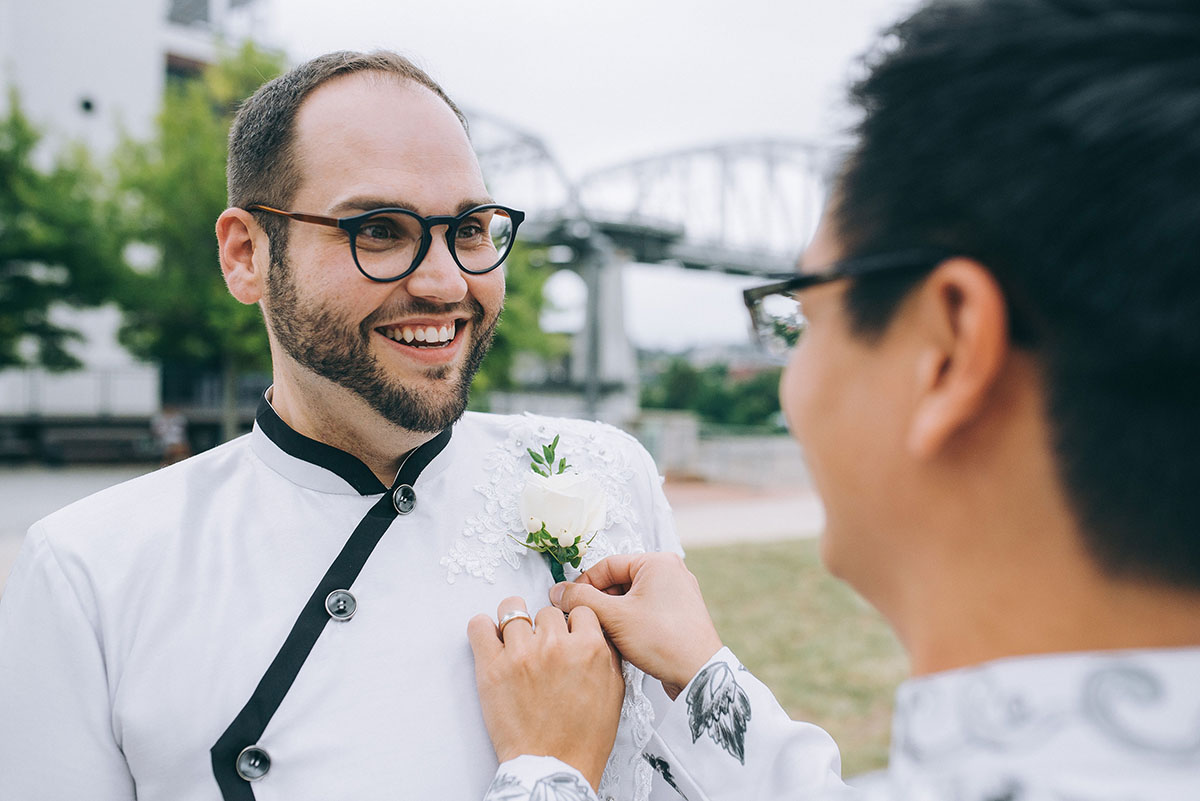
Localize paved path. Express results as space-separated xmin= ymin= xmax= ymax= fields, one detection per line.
xmin=0 ymin=465 xmax=151 ymax=593
xmin=0 ymin=466 xmax=823 ymax=594
xmin=662 ymin=480 xmax=824 ymax=547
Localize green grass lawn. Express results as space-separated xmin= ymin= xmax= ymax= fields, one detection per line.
xmin=685 ymin=539 xmax=908 ymax=777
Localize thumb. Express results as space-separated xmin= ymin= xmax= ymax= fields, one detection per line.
xmin=550 ymin=581 xmax=620 ymax=625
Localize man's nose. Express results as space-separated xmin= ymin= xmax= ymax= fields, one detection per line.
xmin=403 ymin=231 xmax=468 ymax=303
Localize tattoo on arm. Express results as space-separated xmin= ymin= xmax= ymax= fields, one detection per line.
xmin=685 ymin=662 xmax=752 ymax=764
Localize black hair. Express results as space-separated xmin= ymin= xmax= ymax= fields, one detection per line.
xmin=836 ymin=0 xmax=1200 ymax=586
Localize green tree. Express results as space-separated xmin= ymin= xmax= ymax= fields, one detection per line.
xmin=0 ymin=91 xmax=125 ymax=369
xmin=642 ymin=356 xmax=782 ymax=429
xmin=727 ymin=368 xmax=782 ymax=427
xmin=642 ymin=358 xmax=702 ymax=410
xmin=470 ymin=243 xmax=568 ymax=401
xmin=113 ymin=42 xmax=285 ymax=439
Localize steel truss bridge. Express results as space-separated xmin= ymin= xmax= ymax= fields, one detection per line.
xmin=468 ymin=110 xmax=840 ymax=419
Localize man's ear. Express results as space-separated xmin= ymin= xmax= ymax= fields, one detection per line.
xmin=906 ymin=258 xmax=1011 ymax=459
xmin=216 ymin=208 xmax=268 ymax=305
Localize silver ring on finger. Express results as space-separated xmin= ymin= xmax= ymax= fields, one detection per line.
xmin=497 ymin=609 xmax=534 ymax=640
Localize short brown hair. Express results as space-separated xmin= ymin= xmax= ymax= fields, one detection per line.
xmin=226 ymin=50 xmax=466 ymax=218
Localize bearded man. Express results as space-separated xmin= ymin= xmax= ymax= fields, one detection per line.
xmin=0 ymin=51 xmax=680 ymax=801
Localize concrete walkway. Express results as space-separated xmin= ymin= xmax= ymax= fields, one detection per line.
xmin=0 ymin=466 xmax=823 ymax=594
xmin=662 ymin=480 xmax=824 ymax=547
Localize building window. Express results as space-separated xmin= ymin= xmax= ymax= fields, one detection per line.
xmin=165 ymin=53 xmax=208 ymax=86
xmin=168 ymin=0 xmax=210 ymax=26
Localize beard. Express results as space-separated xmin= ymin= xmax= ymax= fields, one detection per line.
xmin=262 ymin=246 xmax=497 ymax=433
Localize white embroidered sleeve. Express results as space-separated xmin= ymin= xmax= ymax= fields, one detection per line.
xmin=643 ymin=648 xmax=858 ymax=801
xmin=0 ymin=524 xmax=137 ymax=800
xmin=483 ymin=756 xmax=599 ymax=801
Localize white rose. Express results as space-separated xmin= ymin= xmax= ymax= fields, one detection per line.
xmin=520 ymin=471 xmax=607 ymax=551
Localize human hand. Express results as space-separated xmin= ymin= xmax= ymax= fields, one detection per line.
xmin=549 ymin=553 xmax=723 ymax=699
xmin=467 ymin=596 xmax=625 ymax=791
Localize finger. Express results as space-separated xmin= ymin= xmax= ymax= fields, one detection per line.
xmin=466 ymin=613 xmax=502 ymax=662
xmin=496 ymin=596 xmax=534 ymax=645
xmin=565 ymin=603 xmax=601 ymax=635
xmin=534 ymin=604 xmax=568 ymax=637
xmin=577 ymin=554 xmax=641 ymax=592
xmin=551 ymin=582 xmax=620 ymax=630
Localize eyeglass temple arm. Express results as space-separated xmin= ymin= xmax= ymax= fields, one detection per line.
xmin=248 ymin=205 xmax=341 ymax=229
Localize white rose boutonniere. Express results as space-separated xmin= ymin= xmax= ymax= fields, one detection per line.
xmin=515 ymin=435 xmax=607 ymax=582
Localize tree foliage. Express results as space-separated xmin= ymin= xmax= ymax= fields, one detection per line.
xmin=113 ymin=42 xmax=285 ymax=375
xmin=0 ymin=91 xmax=125 ymax=369
xmin=470 ymin=242 xmax=568 ymax=399
xmin=642 ymin=357 xmax=783 ymax=429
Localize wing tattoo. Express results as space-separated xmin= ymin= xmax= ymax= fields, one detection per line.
xmin=686 ymin=661 xmax=752 ymax=764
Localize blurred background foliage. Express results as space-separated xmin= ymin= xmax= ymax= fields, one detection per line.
xmin=112 ymin=41 xmax=284 ymax=430
xmin=642 ymin=357 xmax=784 ymax=429
xmin=0 ymin=91 xmax=126 ymax=370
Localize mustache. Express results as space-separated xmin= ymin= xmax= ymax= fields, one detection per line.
xmin=362 ymin=297 xmax=487 ymax=332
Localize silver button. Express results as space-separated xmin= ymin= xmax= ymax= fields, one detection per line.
xmin=325 ymin=589 xmax=357 ymax=621
xmin=392 ymin=484 xmax=416 ymax=515
xmin=236 ymin=745 xmax=271 ymax=781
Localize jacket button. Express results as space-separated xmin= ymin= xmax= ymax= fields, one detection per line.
xmin=392 ymin=484 xmax=416 ymax=515
xmin=325 ymin=590 xmax=357 ymax=621
xmin=236 ymin=745 xmax=271 ymax=781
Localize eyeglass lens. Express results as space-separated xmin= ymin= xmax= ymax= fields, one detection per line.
xmin=754 ymin=293 xmax=805 ymax=356
xmin=352 ymin=207 xmax=516 ymax=280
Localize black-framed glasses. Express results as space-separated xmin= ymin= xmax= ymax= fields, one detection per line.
xmin=743 ymin=249 xmax=950 ymax=358
xmin=247 ymin=203 xmax=526 ymax=282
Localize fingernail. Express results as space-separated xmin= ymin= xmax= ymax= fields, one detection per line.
xmin=549 ymin=582 xmax=566 ymax=606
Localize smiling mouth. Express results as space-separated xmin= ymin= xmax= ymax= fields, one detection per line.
xmin=376 ymin=320 xmax=461 ymax=349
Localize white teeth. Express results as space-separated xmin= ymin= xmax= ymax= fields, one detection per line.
xmin=385 ymin=322 xmax=456 ymax=345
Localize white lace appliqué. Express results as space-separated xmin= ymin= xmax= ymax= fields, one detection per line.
xmin=441 ymin=414 xmax=644 ymax=584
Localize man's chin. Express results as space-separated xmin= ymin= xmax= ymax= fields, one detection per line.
xmin=355 ymin=376 xmax=472 ymax=434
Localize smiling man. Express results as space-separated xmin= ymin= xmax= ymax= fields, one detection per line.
xmin=0 ymin=51 xmax=681 ymax=801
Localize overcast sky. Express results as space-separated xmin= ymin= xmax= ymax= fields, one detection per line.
xmin=261 ymin=0 xmax=922 ymax=350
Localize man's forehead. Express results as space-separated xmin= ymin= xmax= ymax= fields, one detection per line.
xmin=294 ymin=72 xmax=464 ymax=146
xmin=289 ymin=72 xmax=485 ymax=211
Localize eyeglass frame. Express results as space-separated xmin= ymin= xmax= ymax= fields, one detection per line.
xmin=246 ymin=203 xmax=526 ymax=283
xmin=742 ymin=249 xmax=953 ymax=355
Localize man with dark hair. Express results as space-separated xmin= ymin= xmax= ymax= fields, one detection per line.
xmin=468 ymin=1 xmax=1200 ymax=798
xmin=0 ymin=51 xmax=681 ymax=800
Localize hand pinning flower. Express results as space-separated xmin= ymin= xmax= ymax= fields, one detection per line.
xmin=516 ymin=435 xmax=607 ymax=582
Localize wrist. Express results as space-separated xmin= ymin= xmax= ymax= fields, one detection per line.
xmin=664 ymin=641 xmax=724 ymax=700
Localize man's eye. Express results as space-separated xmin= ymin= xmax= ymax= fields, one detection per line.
xmin=456 ymin=223 xmax=485 ymax=240
xmin=361 ymin=222 xmax=400 ymax=240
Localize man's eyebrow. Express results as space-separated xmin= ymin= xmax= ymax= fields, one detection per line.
xmin=329 ymin=197 xmax=418 ymax=216
xmin=328 ymin=197 xmax=497 ymax=217
xmin=456 ymin=197 xmax=496 ymax=215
